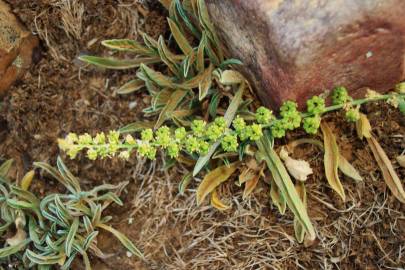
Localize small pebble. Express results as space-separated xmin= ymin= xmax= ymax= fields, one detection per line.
xmin=129 ymin=101 xmax=137 ymax=110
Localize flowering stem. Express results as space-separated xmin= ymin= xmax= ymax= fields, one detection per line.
xmin=301 ymin=93 xmax=402 ymax=118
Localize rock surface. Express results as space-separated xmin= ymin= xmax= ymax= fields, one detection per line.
xmin=0 ymin=0 xmax=38 ymax=97
xmin=206 ymin=0 xmax=405 ymax=109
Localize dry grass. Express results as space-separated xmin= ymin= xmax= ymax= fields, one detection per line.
xmin=52 ymin=0 xmax=84 ymax=40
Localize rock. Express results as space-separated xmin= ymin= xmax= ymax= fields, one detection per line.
xmin=0 ymin=0 xmax=39 ymax=97
xmin=206 ymin=0 xmax=405 ymax=109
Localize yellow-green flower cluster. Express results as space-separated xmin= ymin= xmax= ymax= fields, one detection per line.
xmin=306 ymin=95 xmax=325 ymax=115
xmin=345 ymin=107 xmax=360 ymax=122
xmin=332 ymin=86 xmax=351 ymax=105
xmin=270 ymin=101 xmax=302 ymax=138
xmin=58 ymin=86 xmax=405 ymax=163
xmin=302 ymin=96 xmax=325 ymax=134
xmin=303 ymin=116 xmax=321 ymax=134
xmin=255 ymin=106 xmax=273 ymax=124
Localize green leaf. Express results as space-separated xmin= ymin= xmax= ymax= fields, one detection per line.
xmin=167 ymin=17 xmax=193 ymax=55
xmin=193 ymin=82 xmax=245 ymax=176
xmin=196 ymin=32 xmax=207 ymax=72
xmin=208 ymin=92 xmax=221 ymax=118
xmin=34 ymin=161 xmax=77 ymax=194
xmin=256 ymin=133 xmax=316 ymax=241
xmin=174 ymin=0 xmax=201 ymax=39
xmin=178 ymin=172 xmax=193 ymax=195
xmin=155 ymin=89 xmax=188 ymax=129
xmin=219 ymin=59 xmax=243 ymax=69
xmin=197 ymin=0 xmax=223 ymax=61
xmin=140 ymin=64 xmax=176 ymax=88
xmin=0 ymin=159 xmax=13 ymax=178
xmin=101 ymin=39 xmax=153 ymax=55
xmin=157 ymin=36 xmax=181 ymax=76
xmin=293 ymin=182 xmax=307 ymax=243
xmin=97 ymin=223 xmax=143 ymax=258
xmin=25 ymin=249 xmax=66 ymax=265
xmin=320 ymin=122 xmax=346 ymax=201
xmin=181 ymin=52 xmax=195 ymax=78
xmin=79 ymin=55 xmax=160 ymax=70
xmin=116 ymin=79 xmax=145 ymax=95
xmin=83 ymin=231 xmax=99 ymax=251
xmin=65 ymin=217 xmax=79 ymax=257
xmin=142 ymin=33 xmax=159 ymax=52
xmin=0 ymin=239 xmax=30 ymax=258
xmin=28 ymin=216 xmax=42 ymax=244
xmin=56 ymin=157 xmax=81 ymax=194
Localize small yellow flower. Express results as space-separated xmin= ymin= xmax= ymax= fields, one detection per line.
xmin=125 ymin=134 xmax=136 ymax=145
xmin=93 ymin=132 xmax=106 ymax=144
xmin=119 ymin=151 xmax=131 ymax=160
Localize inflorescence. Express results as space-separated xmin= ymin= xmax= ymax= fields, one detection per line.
xmin=58 ymin=85 xmax=405 ymax=161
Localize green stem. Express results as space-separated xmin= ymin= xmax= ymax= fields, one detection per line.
xmin=301 ymin=93 xmax=399 ymax=118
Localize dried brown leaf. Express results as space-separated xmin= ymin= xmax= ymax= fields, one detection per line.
xmin=367 ymin=136 xmax=405 ymax=203
xmin=321 ymin=122 xmax=346 ymax=201
xmin=196 ymin=162 xmax=239 ymax=205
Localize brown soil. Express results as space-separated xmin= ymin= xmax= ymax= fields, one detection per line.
xmin=1 ymin=1 xmax=405 ymax=269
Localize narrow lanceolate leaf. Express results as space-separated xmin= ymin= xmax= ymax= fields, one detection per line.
xmin=142 ymin=33 xmax=159 ymax=52
xmin=210 ymin=189 xmax=230 ymax=211
xmin=79 ymin=55 xmax=160 ymax=70
xmin=320 ymin=122 xmax=346 ymax=201
xmin=197 ymin=0 xmax=223 ymax=61
xmin=179 ymin=63 xmax=213 ymax=89
xmin=269 ymin=176 xmax=286 ymax=215
xmin=56 ymin=157 xmax=81 ymax=193
xmin=243 ymin=168 xmax=261 ymax=199
xmin=178 ymin=172 xmax=193 ymax=195
xmin=196 ymin=32 xmax=207 ymax=72
xmin=181 ymin=51 xmax=195 ymax=78
xmin=0 ymin=239 xmax=30 ymax=258
xmin=158 ymin=36 xmax=180 ymax=75
xmin=140 ymin=64 xmax=176 ymax=88
xmin=367 ymin=135 xmax=405 ymax=203
xmin=20 ymin=170 xmax=35 ymax=191
xmin=294 ymin=182 xmax=307 ymax=243
xmin=97 ymin=223 xmax=143 ymax=258
xmin=155 ymin=89 xmax=188 ymax=129
xmin=25 ymin=250 xmax=66 ymax=265
xmin=175 ymin=0 xmax=201 ymax=39
xmin=0 ymin=159 xmax=13 ymax=178
xmin=196 ymin=162 xmax=239 ymax=205
xmin=198 ymin=67 xmax=212 ymax=100
xmin=338 ymin=155 xmax=363 ymax=182
xmin=65 ymin=217 xmax=79 ymax=257
xmin=167 ymin=18 xmax=193 ymax=55
xmin=256 ymin=134 xmax=315 ymax=240
xmin=219 ymin=70 xmax=244 ymax=85
xmin=116 ymin=79 xmax=145 ymax=95
xmin=193 ymin=83 xmax=244 ymax=176
xmin=356 ymin=113 xmax=372 ymax=139
xmin=101 ymin=39 xmax=152 ymax=55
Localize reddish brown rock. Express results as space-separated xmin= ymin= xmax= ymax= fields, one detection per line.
xmin=0 ymin=0 xmax=38 ymax=97
xmin=206 ymin=0 xmax=405 ymax=109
